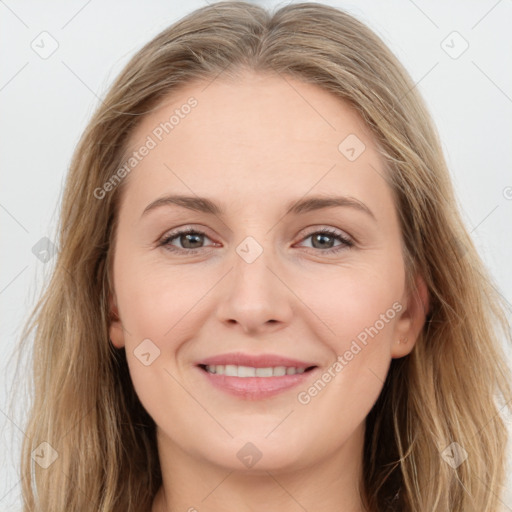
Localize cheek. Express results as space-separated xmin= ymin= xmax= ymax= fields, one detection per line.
xmin=299 ymin=262 xmax=403 ymax=347
xmin=116 ymin=261 xmax=201 ymax=429
xmin=295 ymin=276 xmax=398 ymax=439
xmin=115 ymin=253 xmax=207 ymax=342
xmin=293 ymin=262 xmax=402 ymax=413
xmin=113 ymin=258 xmax=219 ymax=415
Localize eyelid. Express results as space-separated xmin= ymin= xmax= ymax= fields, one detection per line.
xmin=297 ymin=225 xmax=353 ymax=241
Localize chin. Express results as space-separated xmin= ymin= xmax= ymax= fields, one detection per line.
xmin=194 ymin=434 xmax=316 ymax=473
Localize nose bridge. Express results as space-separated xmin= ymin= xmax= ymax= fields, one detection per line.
xmin=231 ymin=233 xmax=278 ymax=301
xmin=214 ymin=231 xmax=294 ymax=332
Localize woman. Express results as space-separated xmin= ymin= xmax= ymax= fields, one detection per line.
xmin=15 ymin=2 xmax=511 ymax=511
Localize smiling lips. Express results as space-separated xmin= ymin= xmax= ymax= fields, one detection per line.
xmin=197 ymin=352 xmax=318 ymax=400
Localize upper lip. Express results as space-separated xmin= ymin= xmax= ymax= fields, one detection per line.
xmin=197 ymin=352 xmax=317 ymax=369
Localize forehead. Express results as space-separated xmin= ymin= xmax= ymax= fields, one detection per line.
xmin=118 ymin=71 xmax=392 ymax=215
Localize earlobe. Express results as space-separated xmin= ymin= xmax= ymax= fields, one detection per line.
xmin=108 ymin=292 xmax=125 ymax=349
xmin=391 ymin=273 xmax=430 ymax=359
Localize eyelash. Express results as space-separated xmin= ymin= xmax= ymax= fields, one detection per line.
xmin=158 ymin=227 xmax=354 ymax=255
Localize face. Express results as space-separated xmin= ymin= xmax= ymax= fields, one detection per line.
xmin=108 ymin=70 xmax=428 ymax=473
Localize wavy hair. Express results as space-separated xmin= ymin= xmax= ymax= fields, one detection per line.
xmin=12 ymin=2 xmax=511 ymax=510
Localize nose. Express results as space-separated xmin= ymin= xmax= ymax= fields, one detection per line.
xmin=214 ymin=243 xmax=294 ymax=336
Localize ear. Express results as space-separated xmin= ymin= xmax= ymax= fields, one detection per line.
xmin=391 ymin=273 xmax=430 ymax=358
xmin=109 ymin=291 xmax=126 ymax=349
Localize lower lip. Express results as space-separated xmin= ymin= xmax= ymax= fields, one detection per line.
xmin=198 ymin=366 xmax=317 ymax=400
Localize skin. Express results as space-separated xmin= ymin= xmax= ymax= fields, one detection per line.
xmin=108 ymin=69 xmax=429 ymax=512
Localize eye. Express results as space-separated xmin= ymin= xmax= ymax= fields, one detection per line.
xmin=159 ymin=228 xmax=216 ymax=254
xmin=296 ymin=228 xmax=354 ymax=254
xmin=158 ymin=226 xmax=354 ymax=256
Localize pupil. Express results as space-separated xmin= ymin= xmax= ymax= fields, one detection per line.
xmin=313 ymin=233 xmax=333 ymax=249
xmin=182 ymin=233 xmax=202 ymax=248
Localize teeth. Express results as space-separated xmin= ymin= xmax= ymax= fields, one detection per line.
xmin=256 ymin=367 xmax=273 ymax=377
xmin=273 ymin=366 xmax=286 ymax=376
xmin=237 ymin=365 xmax=255 ymax=377
xmin=205 ymin=364 xmax=308 ymax=377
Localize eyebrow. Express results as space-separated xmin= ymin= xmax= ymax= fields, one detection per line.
xmin=141 ymin=194 xmax=376 ymax=220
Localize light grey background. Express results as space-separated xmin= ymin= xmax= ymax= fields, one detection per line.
xmin=1 ymin=1 xmax=511 ymax=510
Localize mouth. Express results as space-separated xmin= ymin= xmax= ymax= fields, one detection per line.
xmin=198 ymin=363 xmax=317 ymax=377
xmin=196 ymin=359 xmax=318 ymax=400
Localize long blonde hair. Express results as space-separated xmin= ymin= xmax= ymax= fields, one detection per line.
xmin=12 ymin=2 xmax=511 ymax=510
